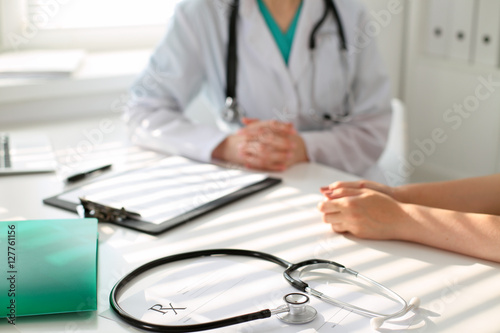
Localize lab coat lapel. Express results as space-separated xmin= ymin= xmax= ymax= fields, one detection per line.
xmin=239 ymin=0 xmax=292 ymax=89
xmin=288 ymin=1 xmax=320 ymax=84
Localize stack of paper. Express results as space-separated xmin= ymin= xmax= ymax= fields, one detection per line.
xmin=0 ymin=49 xmax=86 ymax=79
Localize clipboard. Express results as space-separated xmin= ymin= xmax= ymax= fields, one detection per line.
xmin=43 ymin=156 xmax=281 ymax=235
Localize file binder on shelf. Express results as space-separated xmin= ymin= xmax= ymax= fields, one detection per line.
xmin=473 ymin=0 xmax=500 ymax=67
xmin=449 ymin=0 xmax=477 ymax=62
xmin=425 ymin=0 xmax=453 ymax=57
xmin=43 ymin=156 xmax=281 ymax=235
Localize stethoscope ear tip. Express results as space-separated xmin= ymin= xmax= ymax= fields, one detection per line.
xmin=369 ymin=296 xmax=420 ymax=330
xmin=409 ymin=296 xmax=421 ymax=308
xmin=370 ymin=317 xmax=385 ymax=330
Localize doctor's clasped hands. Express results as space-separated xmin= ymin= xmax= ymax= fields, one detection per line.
xmin=212 ymin=118 xmax=308 ymax=171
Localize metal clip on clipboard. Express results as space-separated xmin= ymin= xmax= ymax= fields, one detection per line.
xmin=79 ymin=197 xmax=142 ymax=223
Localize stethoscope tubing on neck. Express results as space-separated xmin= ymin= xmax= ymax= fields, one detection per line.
xmin=309 ymin=0 xmax=347 ymax=51
xmin=310 ymin=0 xmax=353 ymax=124
xmin=224 ymin=0 xmax=351 ymax=125
xmin=221 ymin=0 xmax=242 ymax=126
xmin=226 ymin=0 xmax=239 ymax=104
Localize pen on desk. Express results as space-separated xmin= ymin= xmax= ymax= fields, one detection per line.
xmin=66 ymin=164 xmax=112 ymax=183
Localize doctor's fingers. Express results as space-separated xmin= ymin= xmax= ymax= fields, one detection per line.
xmin=242 ymin=153 xmax=290 ymax=171
xmin=244 ymin=157 xmax=287 ymax=171
xmin=239 ymin=140 xmax=292 ymax=160
xmin=242 ymin=153 xmax=288 ymax=171
xmin=256 ymin=132 xmax=296 ymax=152
xmin=241 ymin=117 xmax=259 ymax=125
xmin=239 ymin=128 xmax=296 ymax=153
xmin=240 ymin=119 xmax=296 ymax=136
xmin=239 ymin=143 xmax=290 ymax=171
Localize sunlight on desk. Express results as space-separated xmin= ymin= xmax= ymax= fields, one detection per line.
xmin=1 ymin=117 xmax=499 ymax=333
xmin=98 ymin=183 xmax=500 ymax=331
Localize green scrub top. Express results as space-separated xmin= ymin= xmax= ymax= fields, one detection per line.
xmin=257 ymin=0 xmax=303 ymax=65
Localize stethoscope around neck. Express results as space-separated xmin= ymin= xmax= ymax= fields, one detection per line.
xmin=110 ymin=249 xmax=420 ymax=332
xmin=222 ymin=0 xmax=353 ymax=127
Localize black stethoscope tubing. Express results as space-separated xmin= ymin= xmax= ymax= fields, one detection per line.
xmin=309 ymin=0 xmax=347 ymax=51
xmin=224 ymin=0 xmax=348 ymax=124
xmin=110 ymin=249 xmax=288 ymax=332
xmin=109 ymin=248 xmax=346 ymax=332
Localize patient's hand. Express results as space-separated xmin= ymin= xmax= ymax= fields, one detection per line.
xmin=317 ymin=187 xmax=410 ymax=240
xmin=321 ymin=180 xmax=396 ymax=200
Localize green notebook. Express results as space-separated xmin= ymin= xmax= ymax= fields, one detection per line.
xmin=0 ymin=218 xmax=98 ymax=324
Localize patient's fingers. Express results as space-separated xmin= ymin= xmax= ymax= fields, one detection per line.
xmin=320 ymin=187 xmax=364 ymax=200
xmin=320 ymin=180 xmax=395 ymax=198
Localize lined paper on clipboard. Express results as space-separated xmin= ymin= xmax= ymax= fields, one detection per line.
xmin=43 ymin=156 xmax=281 ymax=234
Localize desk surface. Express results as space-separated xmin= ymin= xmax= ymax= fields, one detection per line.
xmin=1 ymin=116 xmax=499 ymax=333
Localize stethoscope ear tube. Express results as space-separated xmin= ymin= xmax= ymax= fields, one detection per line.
xmin=284 ymin=258 xmax=419 ymax=324
xmin=109 ymin=249 xmax=418 ymax=332
xmin=226 ymin=0 xmax=239 ymax=101
xmin=224 ymin=0 xmax=351 ymax=126
xmin=283 ymin=259 xmax=347 ymax=291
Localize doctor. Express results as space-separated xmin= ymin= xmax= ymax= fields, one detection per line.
xmin=125 ymin=0 xmax=392 ymax=175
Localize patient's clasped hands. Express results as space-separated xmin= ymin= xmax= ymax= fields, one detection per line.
xmin=317 ymin=176 xmax=500 ymax=263
xmin=318 ymin=180 xmax=410 ymax=240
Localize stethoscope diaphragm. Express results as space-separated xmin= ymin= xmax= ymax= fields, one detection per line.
xmin=275 ymin=293 xmax=317 ymax=324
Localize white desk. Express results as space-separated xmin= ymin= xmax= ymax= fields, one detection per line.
xmin=1 ymin=116 xmax=499 ymax=333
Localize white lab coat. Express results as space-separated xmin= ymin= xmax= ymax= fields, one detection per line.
xmin=125 ymin=0 xmax=392 ymax=176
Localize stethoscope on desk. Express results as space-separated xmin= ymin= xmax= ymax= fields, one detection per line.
xmin=222 ymin=0 xmax=353 ymax=127
xmin=110 ymin=249 xmax=420 ymax=332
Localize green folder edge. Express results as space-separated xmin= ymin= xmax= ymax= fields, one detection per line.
xmin=0 ymin=218 xmax=98 ymax=320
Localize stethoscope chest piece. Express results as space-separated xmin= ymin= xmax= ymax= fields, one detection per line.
xmin=221 ymin=96 xmax=244 ymax=124
xmin=276 ymin=293 xmax=317 ymax=325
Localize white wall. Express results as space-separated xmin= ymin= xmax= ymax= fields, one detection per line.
xmin=358 ymin=0 xmax=407 ymax=98
xmin=402 ymin=0 xmax=500 ymax=182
